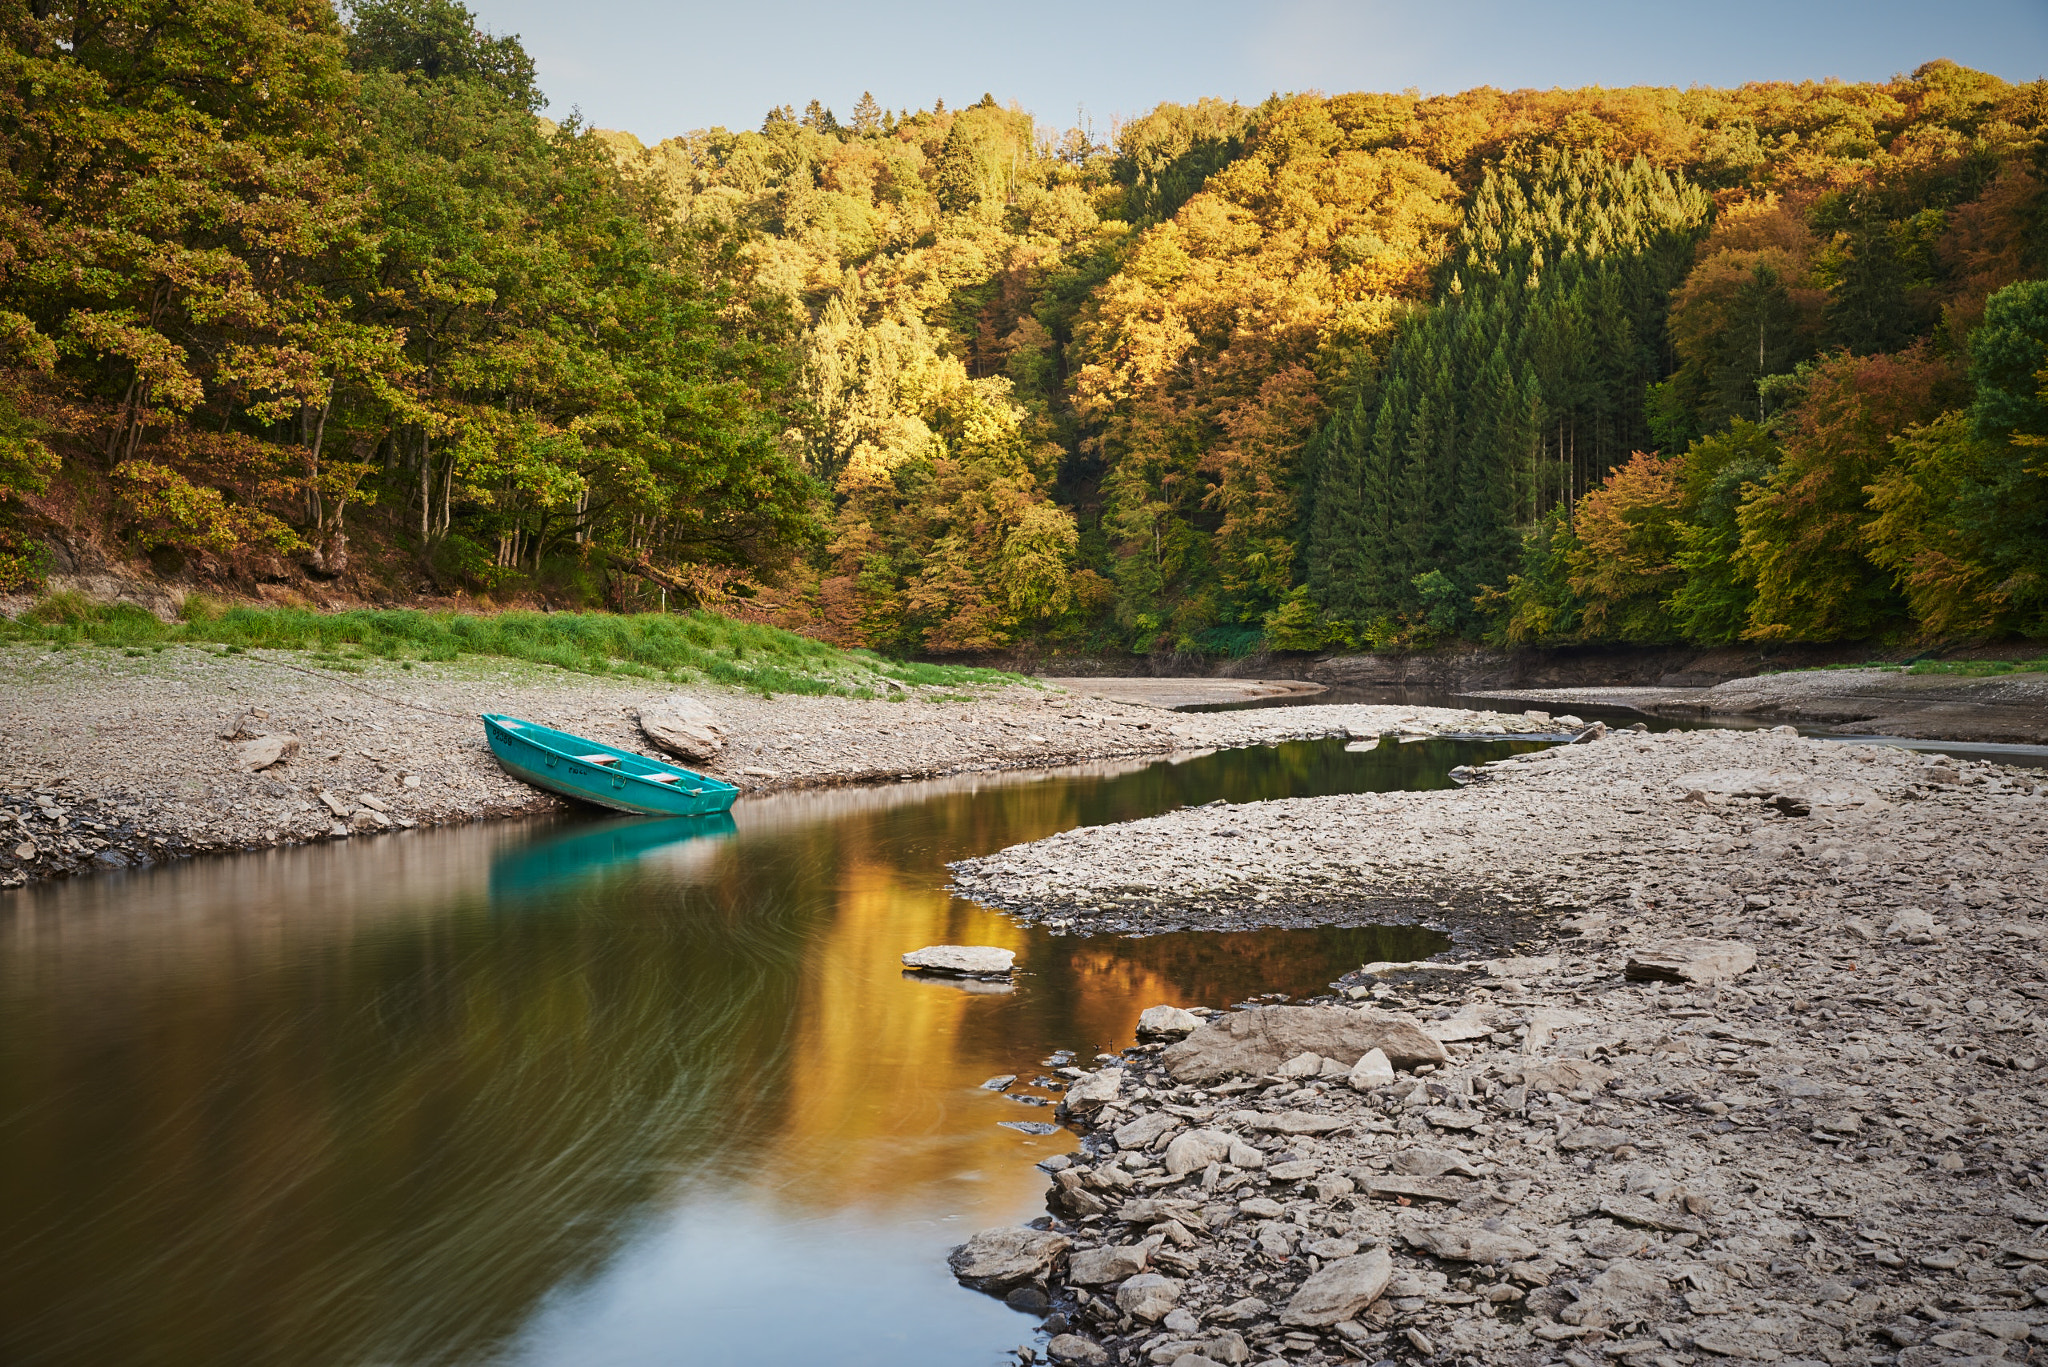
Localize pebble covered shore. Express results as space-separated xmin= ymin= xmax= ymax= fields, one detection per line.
xmin=0 ymin=644 xmax=1547 ymax=889
xmin=948 ymin=727 xmax=2048 ymax=1367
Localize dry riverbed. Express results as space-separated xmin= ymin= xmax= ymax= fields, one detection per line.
xmin=947 ymin=727 xmax=2048 ymax=1367
xmin=0 ymin=644 xmax=1548 ymax=889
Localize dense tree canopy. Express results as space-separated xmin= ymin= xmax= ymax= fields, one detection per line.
xmin=0 ymin=0 xmax=814 ymax=598
xmin=0 ymin=23 xmax=2041 ymax=650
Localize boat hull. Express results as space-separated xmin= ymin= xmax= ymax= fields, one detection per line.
xmin=482 ymin=714 xmax=739 ymax=817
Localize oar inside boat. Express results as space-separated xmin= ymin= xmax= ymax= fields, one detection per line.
xmin=481 ymin=714 xmax=739 ymax=817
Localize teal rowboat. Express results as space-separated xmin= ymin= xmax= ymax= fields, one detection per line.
xmin=481 ymin=714 xmax=739 ymax=817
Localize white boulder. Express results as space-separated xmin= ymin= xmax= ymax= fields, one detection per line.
xmin=637 ymin=696 xmax=725 ymax=763
xmin=1162 ymin=1128 xmax=1233 ymax=1176
xmin=1136 ymin=1004 xmax=1203 ymax=1039
xmin=231 ymin=734 xmax=299 ymax=772
xmin=1348 ymin=1048 xmax=1396 ymax=1090
xmin=901 ymin=945 xmax=1015 ymax=976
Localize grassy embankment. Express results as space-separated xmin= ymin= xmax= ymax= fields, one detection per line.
xmin=0 ymin=594 xmax=1023 ymax=698
xmin=1906 ymin=658 xmax=2048 ymax=677
xmin=1765 ymin=658 xmax=2048 ymax=678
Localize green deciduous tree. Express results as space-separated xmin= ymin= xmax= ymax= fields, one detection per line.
xmin=1667 ymin=421 xmax=1778 ymax=644
xmin=1737 ymin=346 xmax=1957 ymax=640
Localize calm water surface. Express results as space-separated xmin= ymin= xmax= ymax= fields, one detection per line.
xmin=0 ymin=735 xmax=1543 ymax=1367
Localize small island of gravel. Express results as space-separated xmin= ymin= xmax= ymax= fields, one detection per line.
xmin=947 ymin=726 xmax=2048 ymax=1367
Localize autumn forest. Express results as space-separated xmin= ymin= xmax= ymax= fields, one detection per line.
xmin=2 ymin=0 xmax=2044 ymax=656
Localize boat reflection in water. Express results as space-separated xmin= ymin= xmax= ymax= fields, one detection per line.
xmin=487 ymin=812 xmax=738 ymax=905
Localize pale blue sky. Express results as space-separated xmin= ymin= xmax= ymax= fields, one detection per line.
xmin=471 ymin=0 xmax=2048 ymax=143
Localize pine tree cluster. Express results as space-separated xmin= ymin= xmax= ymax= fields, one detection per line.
xmin=1305 ymin=152 xmax=1710 ymax=637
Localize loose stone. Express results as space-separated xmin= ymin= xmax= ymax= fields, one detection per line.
xmin=1159 ymin=1005 xmax=1448 ymax=1082
xmin=1114 ymin=1272 xmax=1182 ymax=1322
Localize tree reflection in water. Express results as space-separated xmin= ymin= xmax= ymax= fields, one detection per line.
xmin=0 ymin=735 xmax=1539 ymax=1367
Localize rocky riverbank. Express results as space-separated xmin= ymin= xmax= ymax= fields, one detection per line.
xmin=948 ymin=727 xmax=2048 ymax=1367
xmin=0 ymin=644 xmax=1549 ymax=890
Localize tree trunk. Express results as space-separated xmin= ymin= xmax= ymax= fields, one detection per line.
xmin=307 ymin=385 xmax=334 ymax=532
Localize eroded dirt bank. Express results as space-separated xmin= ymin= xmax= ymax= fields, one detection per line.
xmin=0 ymin=645 xmax=1548 ymax=890
xmin=947 ymin=728 xmax=2048 ymax=1367
xmin=1042 ymin=678 xmax=1330 ymax=710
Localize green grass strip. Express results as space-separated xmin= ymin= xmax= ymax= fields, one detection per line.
xmin=0 ymin=592 xmax=1024 ymax=698
xmin=1906 ymin=658 xmax=2048 ymax=677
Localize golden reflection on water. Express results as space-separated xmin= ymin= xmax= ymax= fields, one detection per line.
xmin=0 ymin=736 xmax=1519 ymax=1367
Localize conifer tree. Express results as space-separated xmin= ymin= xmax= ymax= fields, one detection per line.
xmin=1451 ymin=344 xmax=1527 ymax=600
xmin=1354 ymin=396 xmax=1403 ymax=615
xmin=801 ymin=99 xmax=839 ymax=135
xmin=1304 ymin=406 xmax=1362 ymax=619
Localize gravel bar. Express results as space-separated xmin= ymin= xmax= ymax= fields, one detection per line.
xmin=946 ymin=726 xmax=2048 ymax=1367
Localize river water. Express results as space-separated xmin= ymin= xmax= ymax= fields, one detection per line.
xmin=0 ymin=734 xmax=1556 ymax=1367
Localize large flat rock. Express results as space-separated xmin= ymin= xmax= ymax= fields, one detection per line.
xmin=947 ymin=1225 xmax=1071 ymax=1292
xmin=1280 ymin=1248 xmax=1393 ymax=1326
xmin=1625 ymin=938 xmax=1756 ymax=985
xmin=1160 ymin=1005 xmax=1448 ymax=1083
xmin=1399 ymin=1219 xmax=1540 ymax=1263
xmin=1471 ymin=667 xmax=2048 ymax=745
xmin=902 ymin=944 xmax=1015 ymax=976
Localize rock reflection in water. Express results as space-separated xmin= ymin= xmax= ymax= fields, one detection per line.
xmin=0 ymin=737 xmax=1491 ymax=1367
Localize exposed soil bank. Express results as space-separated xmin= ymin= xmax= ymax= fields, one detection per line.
xmin=0 ymin=537 xmax=503 ymax=621
xmin=964 ymin=640 xmax=2046 ymax=695
xmin=946 ymin=727 xmax=2048 ymax=1367
xmin=1470 ymin=668 xmax=2048 ymax=746
xmin=0 ymin=646 xmax=1546 ymax=890
xmin=1043 ymin=678 xmax=1329 ymax=710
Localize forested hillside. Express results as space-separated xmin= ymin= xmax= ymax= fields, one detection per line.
xmin=0 ymin=0 xmax=815 ymax=602
xmin=2 ymin=0 xmax=2043 ymax=653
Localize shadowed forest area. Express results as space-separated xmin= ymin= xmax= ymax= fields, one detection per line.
xmin=1 ymin=0 xmax=2043 ymax=656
